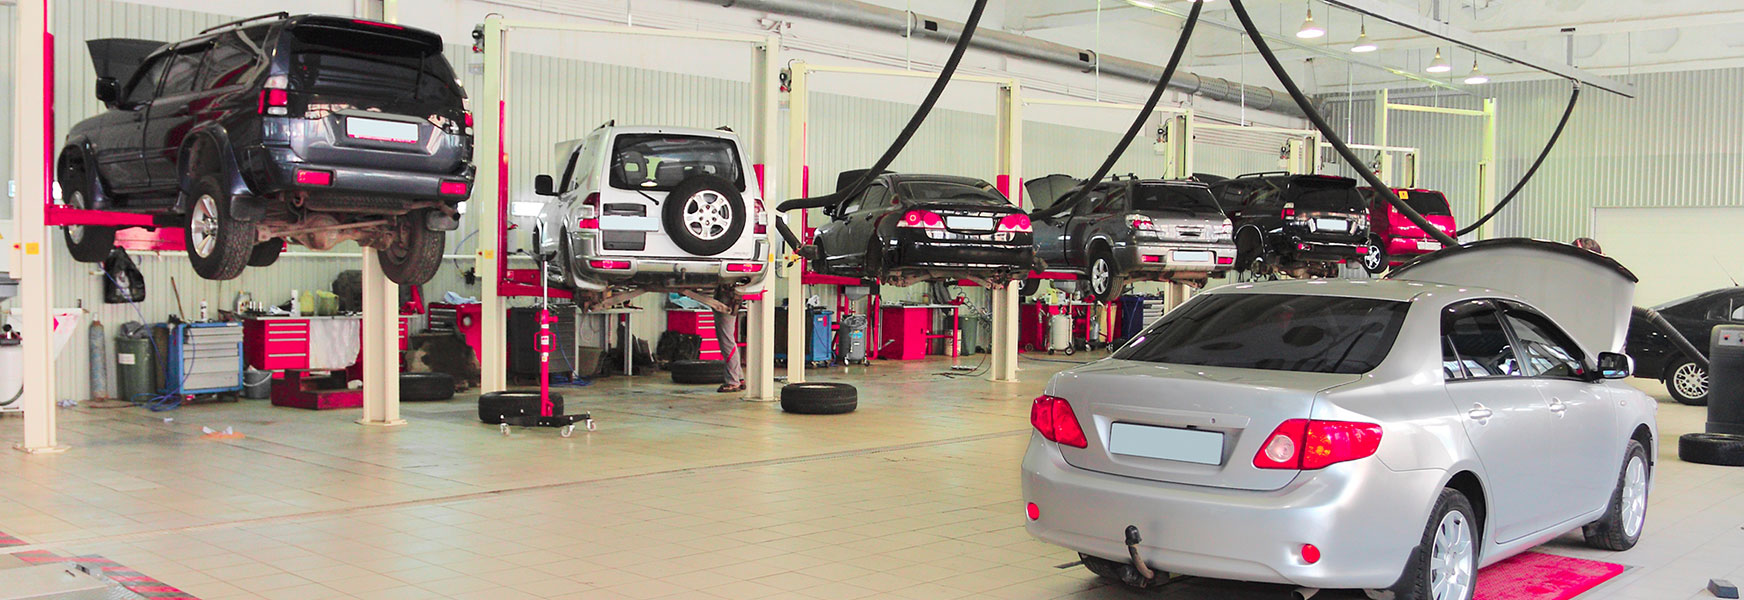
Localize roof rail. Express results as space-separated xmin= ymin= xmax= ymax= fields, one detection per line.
xmin=200 ymin=12 xmax=289 ymax=35
xmin=1233 ymin=170 xmax=1291 ymax=179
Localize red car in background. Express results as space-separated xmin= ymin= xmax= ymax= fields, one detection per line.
xmin=1358 ymin=188 xmax=1459 ymax=274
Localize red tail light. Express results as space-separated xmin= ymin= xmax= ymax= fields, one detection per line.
xmin=1354 ymin=245 xmax=1369 ymax=255
xmin=588 ymin=260 xmax=630 ymax=270
xmin=258 ymin=88 xmax=289 ymax=115
xmin=1253 ymin=419 xmax=1383 ymax=470
xmin=295 ymin=169 xmax=332 ymax=186
xmin=1281 ymin=202 xmax=1298 ymax=219
xmin=1141 ymin=255 xmax=1162 ymax=263
xmin=897 ymin=210 xmax=945 ymax=230
xmin=754 ymin=198 xmax=768 ymax=234
xmin=726 ymin=263 xmax=764 ymax=273
xmin=998 ymin=213 xmax=1032 ymax=233
xmin=439 ymin=181 xmax=469 ymax=196
xmin=1030 ymin=395 xmax=1088 ymax=449
xmin=1128 ymin=215 xmax=1154 ymax=230
xmin=1217 ymin=256 xmax=1235 ymax=265
xmin=578 ymin=193 xmax=601 ymax=230
xmin=463 ymin=111 xmax=474 ymax=128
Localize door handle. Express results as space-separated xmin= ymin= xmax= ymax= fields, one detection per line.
xmin=1467 ymin=404 xmax=1493 ymax=422
xmin=1547 ymin=398 xmax=1567 ymax=414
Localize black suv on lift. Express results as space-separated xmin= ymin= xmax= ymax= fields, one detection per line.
xmin=62 ymin=14 xmax=474 ymax=284
xmin=1205 ymin=172 xmax=1369 ymax=278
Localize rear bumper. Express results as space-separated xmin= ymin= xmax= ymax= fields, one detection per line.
xmin=243 ymin=146 xmax=474 ymax=205
xmin=889 ymin=231 xmax=1034 ymax=273
xmin=566 ymin=237 xmax=769 ymax=292
xmin=1021 ymin=437 xmax=1440 ymax=589
xmin=1383 ymin=235 xmax=1446 ymax=259
xmin=1115 ymin=240 xmax=1237 ymax=277
xmin=1282 ymin=235 xmax=1366 ymax=262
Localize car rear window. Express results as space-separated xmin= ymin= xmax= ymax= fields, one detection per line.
xmin=285 ymin=26 xmax=463 ymax=105
xmin=1402 ymin=191 xmax=1452 ymax=216
xmin=896 ymin=181 xmax=1009 ymax=205
xmin=610 ymin=134 xmax=744 ymax=192
xmin=1132 ymin=184 xmax=1223 ymax=215
xmin=1290 ymin=180 xmax=1366 ymax=213
xmin=1114 ymin=293 xmax=1409 ymax=374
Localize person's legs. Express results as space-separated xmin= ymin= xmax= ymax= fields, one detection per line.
xmin=716 ymin=310 xmax=743 ymax=392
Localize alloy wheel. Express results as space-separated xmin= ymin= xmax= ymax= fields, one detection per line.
xmin=1091 ymin=258 xmax=1110 ymax=295
xmin=682 ymin=190 xmax=733 ymax=241
xmin=189 ymin=194 xmax=221 ymax=258
xmin=1621 ymin=455 xmax=1648 ymax=538
xmin=1429 ymin=510 xmax=1475 ymax=600
xmin=66 ymin=189 xmax=87 ymax=243
xmin=1363 ymin=242 xmax=1383 ymax=271
xmin=1674 ymin=362 xmax=1709 ymax=400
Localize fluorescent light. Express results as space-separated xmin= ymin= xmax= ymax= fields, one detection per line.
xmin=1426 ymin=48 xmax=1452 ymax=73
xmin=1351 ymin=24 xmax=1377 ymax=53
xmin=1464 ymin=59 xmax=1489 ymax=84
xmin=511 ymin=201 xmax=545 ymax=218
xmin=1125 ymin=0 xmax=1157 ymax=8
xmin=1296 ymin=6 xmax=1325 ymax=39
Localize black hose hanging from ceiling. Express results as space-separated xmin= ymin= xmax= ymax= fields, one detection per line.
xmin=775 ymin=0 xmax=990 ymax=215
xmin=1456 ymin=85 xmax=1580 ymax=236
xmin=1044 ymin=0 xmax=1203 ymax=219
xmin=1225 ymin=0 xmax=1457 ymax=248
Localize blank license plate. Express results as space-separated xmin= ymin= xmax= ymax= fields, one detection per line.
xmin=347 ymin=117 xmax=420 ymax=143
xmin=945 ymin=216 xmax=994 ymax=231
xmin=1109 ymin=423 xmax=1224 ymax=465
xmin=1314 ymin=218 xmax=1347 ymax=232
xmin=1416 ymin=240 xmax=1442 ymax=251
xmin=600 ymin=215 xmax=659 ymax=231
xmin=1172 ymin=250 xmax=1214 ymax=263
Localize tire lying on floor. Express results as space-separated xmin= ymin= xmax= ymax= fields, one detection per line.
xmin=400 ymin=372 xmax=455 ymax=402
xmin=780 ymin=382 xmax=857 ymax=415
xmin=478 ymin=391 xmax=564 ymax=424
xmin=1679 ymin=433 xmax=1744 ymax=466
xmin=670 ymin=359 xmax=726 ymax=384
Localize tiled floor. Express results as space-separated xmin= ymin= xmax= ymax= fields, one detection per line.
xmin=1 ymin=354 xmax=1740 ymax=600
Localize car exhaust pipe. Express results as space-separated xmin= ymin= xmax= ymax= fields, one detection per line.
xmin=1293 ymin=588 xmax=1321 ymax=600
xmin=1123 ymin=525 xmax=1158 ymax=581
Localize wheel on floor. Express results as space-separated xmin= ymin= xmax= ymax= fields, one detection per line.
xmin=780 ymin=382 xmax=857 ymax=415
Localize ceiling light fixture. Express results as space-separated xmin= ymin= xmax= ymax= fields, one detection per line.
xmin=1463 ymin=58 xmax=1489 ymax=84
xmin=1426 ymin=48 xmax=1452 ymax=73
xmin=1125 ymin=0 xmax=1158 ymax=8
xmin=1351 ymin=20 xmax=1377 ymax=53
xmin=1296 ymin=5 xmax=1325 ymax=39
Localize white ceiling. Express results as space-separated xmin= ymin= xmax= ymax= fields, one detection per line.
xmin=859 ymin=0 xmax=1744 ymax=95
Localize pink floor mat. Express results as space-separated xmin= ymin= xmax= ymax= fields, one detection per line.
xmin=1474 ymin=551 xmax=1627 ymax=600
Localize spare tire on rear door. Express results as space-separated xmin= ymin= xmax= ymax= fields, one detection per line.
xmin=662 ymin=175 xmax=746 ymax=256
xmin=780 ymin=382 xmax=857 ymax=415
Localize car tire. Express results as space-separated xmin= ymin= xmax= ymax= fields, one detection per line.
xmin=1080 ymin=553 xmax=1169 ymax=589
xmin=248 ymin=238 xmax=284 ymax=267
xmin=1019 ymin=278 xmax=1041 ymax=298
xmin=478 ymin=391 xmax=563 ymax=424
xmin=780 ymin=382 xmax=857 ymax=415
xmin=1234 ymin=229 xmax=1263 ymax=272
xmin=1385 ymin=488 xmax=1478 ymax=600
xmin=400 ymin=372 xmax=455 ymax=402
xmin=1362 ymin=236 xmax=1388 ymax=274
xmin=662 ymin=175 xmax=745 ymax=257
xmin=184 ymin=174 xmax=257 ymax=281
xmin=58 ymin=153 xmax=116 ymax=263
xmin=1665 ymin=357 xmax=1708 ymax=406
xmin=1583 ymin=440 xmax=1649 ymax=550
xmin=1678 ymin=433 xmax=1744 ymax=467
xmin=670 ymin=359 xmax=726 ymax=384
xmin=1087 ymin=250 xmax=1123 ymax=303
xmin=379 ymin=209 xmax=445 ymax=286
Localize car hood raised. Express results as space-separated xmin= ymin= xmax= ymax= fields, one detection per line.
xmin=1389 ymin=238 xmax=1639 ymax=353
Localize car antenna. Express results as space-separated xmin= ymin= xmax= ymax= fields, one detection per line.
xmin=1716 ymin=257 xmax=1741 ymax=287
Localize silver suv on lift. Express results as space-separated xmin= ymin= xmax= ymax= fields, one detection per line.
xmin=533 ymin=124 xmax=769 ymax=308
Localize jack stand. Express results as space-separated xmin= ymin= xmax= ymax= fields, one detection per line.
xmin=500 ymin=251 xmax=594 ymax=437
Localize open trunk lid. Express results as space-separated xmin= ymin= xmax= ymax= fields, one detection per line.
xmin=1052 ymin=360 xmax=1359 ymax=491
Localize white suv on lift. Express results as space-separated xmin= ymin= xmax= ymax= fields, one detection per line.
xmin=534 ymin=124 xmax=769 ymax=307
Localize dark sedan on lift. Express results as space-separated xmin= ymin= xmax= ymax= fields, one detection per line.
xmin=810 ymin=171 xmax=1035 ymax=287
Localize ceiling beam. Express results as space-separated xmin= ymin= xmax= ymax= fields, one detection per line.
xmin=1321 ymin=0 xmax=1637 ymax=97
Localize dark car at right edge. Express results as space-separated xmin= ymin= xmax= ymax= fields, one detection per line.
xmin=1625 ymin=286 xmax=1744 ymax=405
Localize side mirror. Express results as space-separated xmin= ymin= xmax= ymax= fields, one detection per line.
xmin=533 ymin=174 xmax=556 ymax=196
xmin=1596 ymin=352 xmax=1632 ymax=380
xmin=95 ymin=78 xmax=119 ymax=105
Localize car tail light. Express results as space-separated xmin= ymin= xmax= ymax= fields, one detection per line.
xmin=1354 ymin=245 xmax=1369 ymax=255
xmin=1252 ymin=419 xmax=1383 ymax=470
xmin=998 ymin=213 xmax=1032 ymax=233
xmin=1216 ymin=221 xmax=1233 ymax=240
xmin=439 ymin=181 xmax=469 ymax=196
xmin=1217 ymin=256 xmax=1235 ymax=265
xmin=1296 ymin=242 xmax=1312 ymax=252
xmin=1026 ymin=502 xmax=1040 ymax=521
xmin=463 ymin=111 xmax=474 ymax=128
xmin=1141 ymin=255 xmax=1161 ymax=263
xmin=754 ymin=198 xmax=768 ymax=234
xmin=726 ymin=263 xmax=763 ymax=273
xmin=258 ymin=88 xmax=289 ymax=116
xmin=897 ymin=210 xmax=945 ymax=230
xmin=295 ymin=169 xmax=332 ymax=186
xmin=1281 ymin=202 xmax=1297 ymax=219
xmin=1128 ymin=214 xmax=1154 ymax=230
xmin=588 ymin=260 xmax=630 ymax=270
xmin=577 ymin=193 xmax=601 ymax=230
xmin=1030 ymin=395 xmax=1088 ymax=449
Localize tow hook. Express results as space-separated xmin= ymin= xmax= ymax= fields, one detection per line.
xmin=1124 ymin=525 xmax=1158 ymax=580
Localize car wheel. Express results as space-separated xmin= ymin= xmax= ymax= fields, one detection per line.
xmin=1386 ymin=488 xmax=1478 ymax=600
xmin=184 ymin=175 xmax=256 ymax=281
xmin=248 ymin=238 xmax=284 ymax=267
xmin=670 ymin=359 xmax=726 ymax=384
xmin=1583 ymin=440 xmax=1648 ymax=550
xmin=1678 ymin=433 xmax=1744 ymax=467
xmin=477 ymin=391 xmax=562 ymax=424
xmin=379 ymin=209 xmax=445 ymax=286
xmin=662 ymin=175 xmax=745 ymax=256
xmin=1019 ymin=278 xmax=1041 ymax=298
xmin=400 ymin=372 xmax=456 ymax=402
xmin=1362 ymin=236 xmax=1388 ymax=274
xmin=1666 ymin=357 xmax=1708 ymax=406
xmin=780 ymin=382 xmax=857 ymax=414
xmin=58 ymin=153 xmax=116 ymax=263
xmin=1079 ymin=553 xmax=1168 ymax=589
xmin=1234 ymin=229 xmax=1262 ymax=272
xmin=1088 ymin=250 xmax=1122 ymax=303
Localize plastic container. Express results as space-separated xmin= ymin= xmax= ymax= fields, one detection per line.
xmin=115 ymin=333 xmax=157 ymax=403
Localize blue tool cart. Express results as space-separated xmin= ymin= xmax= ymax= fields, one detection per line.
xmin=158 ymin=322 xmax=245 ymax=396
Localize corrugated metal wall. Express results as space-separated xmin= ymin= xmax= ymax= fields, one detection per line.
xmin=1324 ymin=68 xmax=1744 ymax=242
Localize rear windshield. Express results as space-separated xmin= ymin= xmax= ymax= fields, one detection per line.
xmin=610 ymin=134 xmax=745 ymax=192
xmin=1133 ymin=184 xmax=1223 ymax=215
xmin=1114 ymin=293 xmax=1409 ymax=374
xmin=1291 ymin=180 xmax=1366 ymax=213
xmin=286 ymin=26 xmax=463 ymax=105
xmin=1364 ymin=189 xmax=1453 ymax=216
xmin=897 ymin=181 xmax=1009 ymax=205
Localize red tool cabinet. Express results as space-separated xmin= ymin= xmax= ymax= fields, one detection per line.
xmin=665 ymin=310 xmax=723 ymax=361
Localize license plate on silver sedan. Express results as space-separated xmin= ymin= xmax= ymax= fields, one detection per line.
xmin=347 ymin=117 xmax=420 ymax=144
xmin=1313 ymin=218 xmax=1347 ymax=232
xmin=945 ymin=216 xmax=994 ymax=231
xmin=1172 ymin=250 xmax=1214 ymax=264
xmin=1108 ymin=423 xmax=1224 ymax=465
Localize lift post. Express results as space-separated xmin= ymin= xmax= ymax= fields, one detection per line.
xmin=1374 ymin=89 xmax=1498 ymax=239
xmin=474 ymin=18 xmax=781 ymax=398
xmin=13 ymin=0 xmax=63 ymax=453
xmin=358 ymin=0 xmax=406 ymax=428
